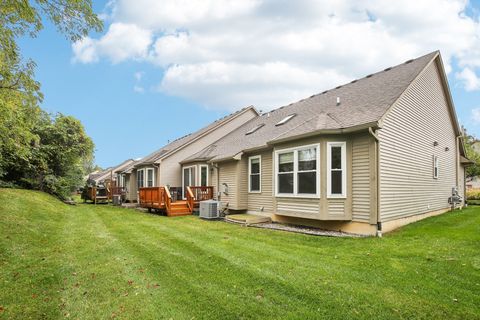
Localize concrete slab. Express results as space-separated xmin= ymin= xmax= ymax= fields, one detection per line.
xmin=225 ymin=214 xmax=271 ymax=225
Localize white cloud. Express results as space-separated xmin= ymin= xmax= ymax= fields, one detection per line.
xmin=72 ymin=37 xmax=98 ymax=63
xmin=72 ymin=0 xmax=480 ymax=110
xmin=73 ymin=23 xmax=152 ymax=64
xmin=473 ymin=108 xmax=480 ymax=124
xmin=160 ymin=61 xmax=350 ymax=108
xmin=456 ymin=67 xmax=480 ymax=91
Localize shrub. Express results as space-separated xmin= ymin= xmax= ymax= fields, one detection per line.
xmin=466 ymin=189 xmax=480 ymax=200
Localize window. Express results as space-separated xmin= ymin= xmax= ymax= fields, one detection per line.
xmin=433 ymin=155 xmax=439 ymax=179
xmin=246 ymin=123 xmax=265 ymax=135
xmin=137 ymin=169 xmax=144 ymax=189
xmin=146 ymin=168 xmax=154 ymax=187
xmin=276 ymin=114 xmax=296 ymax=126
xmin=200 ymin=165 xmax=208 ymax=186
xmin=275 ymin=144 xmax=319 ymax=197
xmin=327 ymin=142 xmax=346 ymax=197
xmin=118 ymin=174 xmax=125 ymax=187
xmin=297 ymin=148 xmax=317 ymax=194
xmin=248 ymin=156 xmax=261 ymax=192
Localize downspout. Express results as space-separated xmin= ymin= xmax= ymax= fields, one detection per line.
xmin=369 ymin=127 xmax=382 ymax=237
xmin=455 ymin=135 xmax=463 ymax=206
xmin=212 ymin=163 xmax=220 ymax=201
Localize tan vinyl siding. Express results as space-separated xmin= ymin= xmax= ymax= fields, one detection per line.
xmin=247 ymin=150 xmax=274 ymax=214
xmin=237 ymin=158 xmax=248 ymax=209
xmin=128 ymin=172 xmax=137 ymax=202
xmin=160 ymin=109 xmax=257 ymax=187
xmin=218 ymin=160 xmax=238 ymax=210
xmin=328 ymin=200 xmax=346 ymax=218
xmin=351 ymin=134 xmax=372 ymax=222
xmin=379 ymin=61 xmax=457 ymax=222
xmin=276 ymin=198 xmax=320 ymax=218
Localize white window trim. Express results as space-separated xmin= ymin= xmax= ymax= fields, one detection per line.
xmin=146 ymin=168 xmax=155 ymax=187
xmin=274 ymin=143 xmax=320 ymax=198
xmin=198 ymin=164 xmax=209 ymax=186
xmin=248 ymin=155 xmax=262 ymax=193
xmin=433 ymin=155 xmax=439 ymax=179
xmin=137 ymin=168 xmax=145 ymax=188
xmin=327 ymin=141 xmax=347 ymax=198
xmin=182 ymin=165 xmax=196 ymax=199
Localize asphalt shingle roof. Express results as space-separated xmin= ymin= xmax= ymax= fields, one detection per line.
xmin=134 ymin=106 xmax=257 ymax=167
xmin=185 ymin=51 xmax=438 ymax=162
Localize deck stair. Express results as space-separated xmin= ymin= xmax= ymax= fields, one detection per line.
xmin=168 ymin=200 xmax=192 ymax=216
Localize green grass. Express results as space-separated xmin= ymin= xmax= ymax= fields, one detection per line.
xmin=0 ymin=189 xmax=479 ymax=319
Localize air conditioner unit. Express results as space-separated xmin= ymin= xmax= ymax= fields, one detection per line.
xmin=112 ymin=195 xmax=122 ymax=206
xmin=199 ymin=200 xmax=220 ymax=219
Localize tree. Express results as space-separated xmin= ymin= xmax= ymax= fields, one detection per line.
xmin=29 ymin=113 xmax=94 ymax=198
xmin=0 ymin=0 xmax=102 ymax=99
xmin=0 ymin=0 xmax=102 ymax=197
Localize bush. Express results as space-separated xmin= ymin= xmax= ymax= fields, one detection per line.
xmin=466 ymin=189 xmax=480 ymax=200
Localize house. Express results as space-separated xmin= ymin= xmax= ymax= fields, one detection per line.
xmin=87 ymin=159 xmax=134 ymax=186
xmin=114 ymin=158 xmax=142 ymax=202
xmin=83 ymin=159 xmax=134 ymax=203
xmin=130 ymin=106 xmax=259 ymax=203
xmin=183 ymin=51 xmax=468 ymax=235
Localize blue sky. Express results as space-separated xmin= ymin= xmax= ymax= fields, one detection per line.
xmin=19 ymin=0 xmax=480 ymax=168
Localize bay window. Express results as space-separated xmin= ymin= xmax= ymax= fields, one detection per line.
xmin=275 ymin=144 xmax=319 ymax=197
xmin=248 ymin=156 xmax=261 ymax=192
xmin=327 ymin=142 xmax=346 ymax=197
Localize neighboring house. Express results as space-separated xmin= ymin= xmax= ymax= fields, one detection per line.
xmin=131 ymin=106 xmax=259 ymax=200
xmin=184 ymin=51 xmax=468 ymax=235
xmin=114 ymin=159 xmax=142 ymax=202
xmin=88 ymin=159 xmax=134 ymax=186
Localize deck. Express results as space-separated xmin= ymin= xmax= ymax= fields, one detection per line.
xmin=139 ymin=186 xmax=214 ymax=216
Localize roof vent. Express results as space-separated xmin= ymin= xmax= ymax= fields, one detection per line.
xmin=405 ymin=59 xmax=414 ymax=64
xmin=245 ymin=123 xmax=265 ymax=135
xmin=322 ymin=90 xmax=329 ymax=94
xmin=366 ymin=74 xmax=373 ymax=78
xmin=336 ymin=97 xmax=341 ymax=106
xmin=276 ymin=114 xmax=296 ymax=126
xmin=384 ymin=67 xmax=392 ymax=71
xmin=350 ymin=79 xmax=357 ymax=83
xmin=335 ymin=85 xmax=343 ymax=89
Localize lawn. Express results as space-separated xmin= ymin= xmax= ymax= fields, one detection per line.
xmin=0 ymin=189 xmax=479 ymax=319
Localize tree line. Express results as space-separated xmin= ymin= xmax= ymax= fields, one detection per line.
xmin=0 ymin=0 xmax=102 ymax=199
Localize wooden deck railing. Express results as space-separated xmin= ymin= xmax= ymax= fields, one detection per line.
xmin=138 ymin=186 xmax=172 ymax=211
xmin=186 ymin=187 xmax=194 ymax=211
xmin=189 ymin=186 xmax=214 ymax=203
xmin=164 ymin=187 xmax=172 ymax=213
xmin=110 ymin=186 xmax=125 ymax=196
